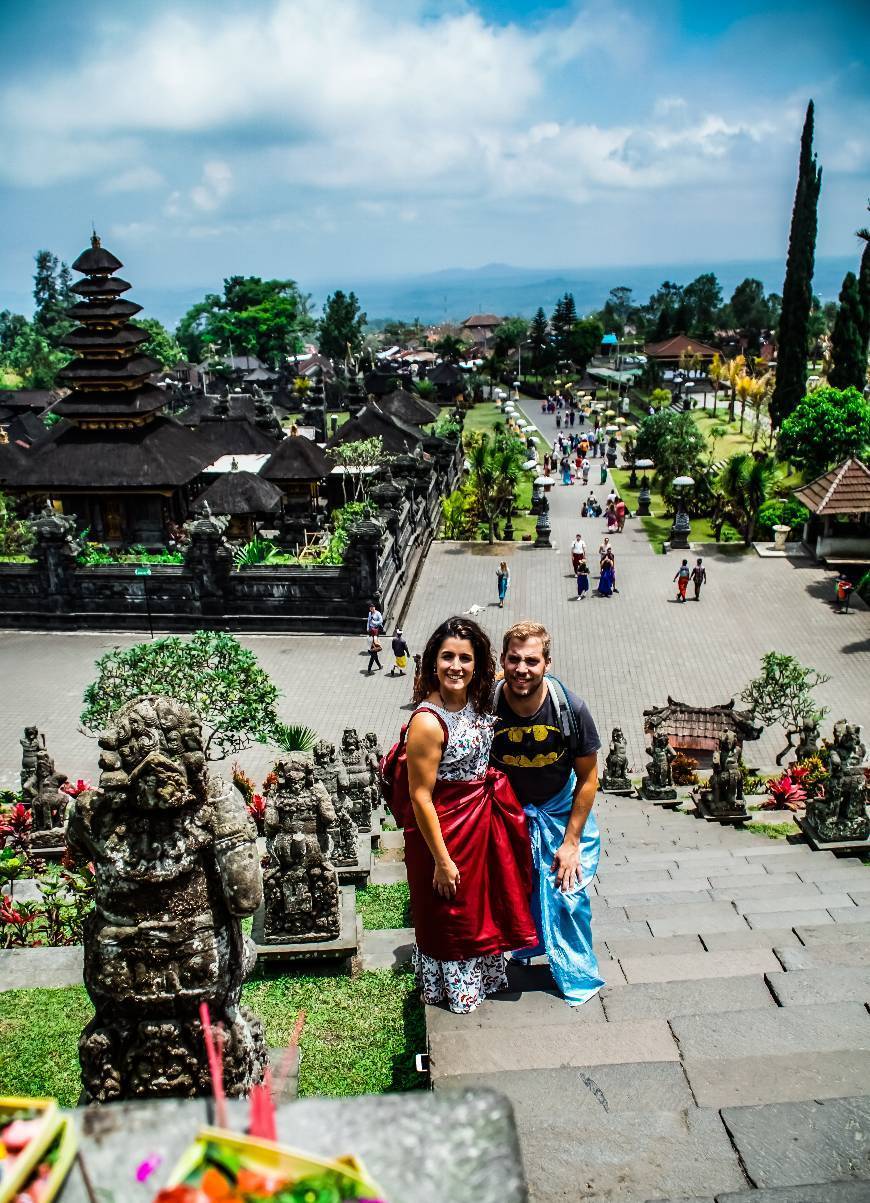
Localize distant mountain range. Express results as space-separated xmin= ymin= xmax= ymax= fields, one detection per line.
xmin=0 ymin=255 xmax=857 ymax=331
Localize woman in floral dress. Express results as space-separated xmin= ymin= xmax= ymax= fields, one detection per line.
xmin=403 ymin=616 xmax=536 ymax=1013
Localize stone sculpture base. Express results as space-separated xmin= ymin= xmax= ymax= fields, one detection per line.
xmin=252 ymin=886 xmax=359 ymax=965
xmin=693 ymin=789 xmax=749 ymax=825
xmin=640 ymin=779 xmax=679 ymax=806
xmin=335 ymin=833 xmax=372 ymax=887
xmin=27 ymin=830 xmax=66 ymax=859
xmin=796 ymin=817 xmax=870 ymax=857
xmin=600 ymin=778 xmax=634 ymax=797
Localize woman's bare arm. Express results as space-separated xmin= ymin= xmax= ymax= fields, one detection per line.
xmin=406 ymin=710 xmax=460 ymax=898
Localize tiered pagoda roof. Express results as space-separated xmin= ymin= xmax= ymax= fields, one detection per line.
xmin=0 ymin=235 xmax=211 ymax=490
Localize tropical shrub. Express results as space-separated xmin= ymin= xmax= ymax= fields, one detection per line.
xmin=756 ymin=497 xmax=810 ymax=537
xmin=671 ymin=752 xmax=699 ymax=786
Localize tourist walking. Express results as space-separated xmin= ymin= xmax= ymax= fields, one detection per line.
xmin=366 ymin=602 xmax=383 ymax=637
xmin=615 ymin=496 xmax=627 ymax=532
xmin=490 ymin=621 xmax=604 ymax=1006
xmin=690 ymin=558 xmax=706 ymax=601
xmin=395 ymin=617 xmax=536 ymax=1013
xmin=598 ymin=555 xmax=616 ymax=597
xmin=560 ymin=455 xmax=572 ymax=485
xmin=575 ymin=556 xmax=590 ymax=599
xmin=605 ymin=501 xmax=618 ymax=533
xmin=390 ymin=629 xmax=410 ymax=676
xmin=496 ymin=560 xmax=511 ymax=608
xmin=674 ymin=559 xmax=691 ymax=602
xmin=581 ymin=457 xmax=590 ymax=486
xmin=366 ymin=631 xmax=383 ymax=673
xmin=835 ymin=572 xmax=854 ymax=613
xmin=570 ymin=533 xmax=587 ymax=574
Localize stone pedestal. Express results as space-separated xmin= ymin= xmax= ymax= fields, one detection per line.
xmin=772 ymin=524 xmax=791 ymax=551
xmin=670 ymin=510 xmax=691 ymax=550
xmin=534 ymin=501 xmax=552 ymax=548
xmin=335 ymin=833 xmax=373 ymax=887
xmin=693 ymin=788 xmax=750 ymax=825
xmin=252 ymin=886 xmax=359 ymax=966
xmin=640 ymin=778 xmax=678 ymax=804
xmin=795 ymin=817 xmax=870 ymax=857
xmin=600 ymin=780 xmax=634 ymax=797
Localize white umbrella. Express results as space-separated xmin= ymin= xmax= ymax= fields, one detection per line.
xmin=522 ymin=458 xmax=538 ymax=470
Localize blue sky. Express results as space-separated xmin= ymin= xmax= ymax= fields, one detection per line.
xmin=0 ymin=0 xmax=867 ymax=311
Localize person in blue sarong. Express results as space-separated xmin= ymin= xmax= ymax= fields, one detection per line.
xmin=490 ymin=621 xmax=605 ymax=1006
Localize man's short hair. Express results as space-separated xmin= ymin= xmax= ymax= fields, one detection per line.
xmin=502 ymin=621 xmax=551 ymax=661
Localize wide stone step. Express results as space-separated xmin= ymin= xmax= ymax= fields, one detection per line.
xmin=359 ymin=926 xmax=414 ymax=971
xmin=720 ymin=1095 xmax=870 ymax=1191
xmin=707 ymin=881 xmax=824 ymax=903
xmin=765 ymin=967 xmax=870 ymax=1006
xmin=624 ymin=901 xmax=744 ymax=923
xmin=601 ymin=974 xmax=774 ymax=1021
xmin=715 ymin=1183 xmax=870 ymax=1202
xmin=776 ymin=942 xmax=870 ymax=970
xmin=729 ymin=891 xmax=855 ymax=915
xmin=796 ymin=920 xmax=870 ymax=945
xmin=670 ymin=1002 xmax=870 ymax=1061
xmin=700 ymin=928 xmax=800 ymax=951
xmin=596 ymin=877 xmax=711 ymax=897
xmin=649 ymin=908 xmax=749 ymax=937
xmin=603 ymin=890 xmax=715 ymax=908
xmin=428 ymin=1017 xmax=679 ymax=1080
xmin=604 ymin=934 xmax=704 ymax=958
xmin=745 ymin=908 xmax=834 ymax=929
xmin=683 ymin=1050 xmax=870 ymax=1109
xmin=617 ymin=947 xmax=779 ymax=984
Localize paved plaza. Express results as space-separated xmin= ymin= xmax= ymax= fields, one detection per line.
xmin=0 ymin=399 xmax=867 ymax=789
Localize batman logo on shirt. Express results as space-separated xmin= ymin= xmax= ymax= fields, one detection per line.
xmin=492 ymin=722 xmax=566 ymax=770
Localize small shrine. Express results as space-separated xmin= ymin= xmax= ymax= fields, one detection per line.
xmin=643 ymin=696 xmax=762 ymax=763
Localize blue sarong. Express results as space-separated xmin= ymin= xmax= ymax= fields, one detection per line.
xmin=519 ymin=772 xmax=604 ymax=1006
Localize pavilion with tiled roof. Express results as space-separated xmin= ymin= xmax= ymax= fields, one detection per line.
xmin=0 ymin=234 xmax=212 ymax=543
xmin=643 ymin=334 xmax=720 ymax=365
xmin=793 ymin=458 xmax=870 ymax=563
xmin=643 ymin=697 xmax=762 ymax=756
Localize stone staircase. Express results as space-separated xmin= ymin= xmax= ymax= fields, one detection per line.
xmin=425 ymin=795 xmax=870 ymax=1202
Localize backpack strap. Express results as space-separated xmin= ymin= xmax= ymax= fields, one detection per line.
xmin=545 ymin=674 xmax=580 ymax=760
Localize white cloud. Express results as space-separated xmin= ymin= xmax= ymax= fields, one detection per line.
xmin=102 ymin=165 xmax=165 ymax=193
xmin=190 ymin=160 xmax=233 ymax=211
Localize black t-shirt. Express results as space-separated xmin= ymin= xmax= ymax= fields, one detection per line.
xmin=491 ymin=682 xmax=601 ymax=805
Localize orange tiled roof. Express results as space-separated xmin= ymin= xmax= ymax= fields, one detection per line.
xmin=643 ymin=334 xmax=720 ymax=359
xmin=793 ymin=458 xmax=870 ymax=516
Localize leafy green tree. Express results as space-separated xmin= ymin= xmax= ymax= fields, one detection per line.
xmin=741 ymin=651 xmax=830 ymax=736
xmin=318 ymin=290 xmax=367 ymax=366
xmin=0 ymin=310 xmax=29 ymax=356
xmin=132 ymin=318 xmax=183 ymax=368
xmin=771 ymin=101 xmax=823 ymax=427
xmin=330 ymin=437 xmax=385 ymax=502
xmin=777 ymin=386 xmax=870 ymax=478
xmin=33 ymin=250 xmax=73 ymax=344
xmin=0 ymin=490 xmax=34 ymax=557
xmin=80 ymin=631 xmax=282 ymax=760
xmin=566 ymin=317 xmax=604 ymax=372
xmin=414 ymin=378 xmax=436 ymax=401
xmin=644 ymin=281 xmax=684 ymax=341
xmin=433 ymin=334 xmax=468 ymax=363
xmin=683 ymin=273 xmax=722 ymax=340
xmin=634 ymin=409 xmax=706 ymax=486
xmin=551 ymin=293 xmax=578 ymax=361
xmin=176 ymin=276 xmax=314 ymax=367
xmin=728 ymin=278 xmax=774 ymax=352
xmin=528 ymin=307 xmax=553 ymax=380
xmin=828 ymin=271 xmax=866 ymax=391
xmin=607 ymin=287 xmax=633 ymax=322
xmin=716 ymin=452 xmax=781 ymax=545
xmin=492 ymin=317 xmax=529 ymax=362
xmin=5 ymin=323 xmax=69 ymax=388
xmin=465 ymin=427 xmax=527 ymax=543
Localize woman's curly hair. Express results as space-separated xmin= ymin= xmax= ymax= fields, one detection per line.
xmin=412 ymin=616 xmax=495 ymax=714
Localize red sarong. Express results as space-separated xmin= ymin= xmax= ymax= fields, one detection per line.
xmin=403 ymin=768 xmax=537 ymax=961
xmin=677 ymin=575 xmax=688 ymax=599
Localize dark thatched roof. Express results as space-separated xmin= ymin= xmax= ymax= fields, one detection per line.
xmin=188 ymin=417 xmax=279 ymax=459
xmin=643 ymin=696 xmax=762 ymax=752
xmin=261 ymin=434 xmax=331 ymax=482
xmin=0 ymin=415 xmax=209 ymax=490
xmin=378 ymin=388 xmax=439 ymax=427
xmin=178 ymin=394 xmax=259 ymax=426
xmin=429 ymin=362 xmax=465 ymax=387
xmin=193 ymin=470 xmax=284 ymax=515
xmin=326 ymin=403 xmax=424 ymax=455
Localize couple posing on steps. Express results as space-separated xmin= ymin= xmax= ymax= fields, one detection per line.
xmin=382 ymin=617 xmax=603 ymax=1013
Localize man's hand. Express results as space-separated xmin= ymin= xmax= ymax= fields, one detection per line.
xmin=551 ymin=841 xmax=581 ymax=892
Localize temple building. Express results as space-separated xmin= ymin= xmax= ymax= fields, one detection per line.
xmin=0 ymin=236 xmax=211 ymax=543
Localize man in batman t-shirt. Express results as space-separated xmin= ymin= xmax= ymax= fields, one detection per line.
xmin=490 ymin=620 xmax=604 ymax=1006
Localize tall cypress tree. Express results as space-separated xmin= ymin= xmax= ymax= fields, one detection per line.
xmin=829 ymin=271 xmax=866 ymax=391
xmin=857 ymin=205 xmax=870 ymax=357
xmin=770 ymin=101 xmax=822 ymax=427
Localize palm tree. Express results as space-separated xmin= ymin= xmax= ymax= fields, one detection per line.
xmin=724 ymin=354 xmax=746 ymax=422
xmin=434 ymin=334 xmax=468 ymax=363
xmin=708 ymin=353 xmax=724 ymax=414
xmin=467 ymin=430 xmax=526 ymax=543
xmin=717 ymin=452 xmax=780 ymax=545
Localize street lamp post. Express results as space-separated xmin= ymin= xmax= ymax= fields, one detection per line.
xmin=635 ymin=459 xmax=654 ymax=515
xmin=670 ymin=475 xmax=695 ymax=549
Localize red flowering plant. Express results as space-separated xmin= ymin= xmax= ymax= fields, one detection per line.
xmin=60 ymin=777 xmax=91 ymax=798
xmin=261 ymin=770 xmax=278 ymax=796
xmin=0 ymin=802 xmax=32 ymax=852
xmin=247 ymin=793 xmax=266 ymax=835
xmin=232 ymin=762 xmax=256 ymax=804
xmin=763 ymin=771 xmax=807 ymax=811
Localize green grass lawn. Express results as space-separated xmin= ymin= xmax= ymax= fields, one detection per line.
xmin=356 ymin=882 xmax=411 ymax=929
xmin=0 ymin=969 xmax=424 ymax=1104
xmin=457 ymin=400 xmax=548 ymax=541
xmin=745 ymin=821 xmax=796 ymax=841
xmin=610 ymin=467 xmax=723 ymax=552
xmin=689 ymin=406 xmax=765 ymax=461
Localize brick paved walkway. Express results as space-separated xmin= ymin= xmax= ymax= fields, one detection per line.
xmin=0 ymin=397 xmax=867 ymax=789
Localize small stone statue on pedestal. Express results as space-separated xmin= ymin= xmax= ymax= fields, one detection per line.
xmin=776 ymin=714 xmax=821 ymax=766
xmin=803 ymin=720 xmax=869 ymax=844
xmin=601 ymin=728 xmax=632 ymax=794
xmin=66 ymin=695 xmax=266 ymax=1102
xmin=20 ymin=727 xmax=69 ymax=844
xmin=696 ymin=730 xmax=748 ymax=820
xmin=263 ymin=754 xmax=341 ymax=942
xmin=641 ymin=731 xmax=677 ymax=801
xmin=312 ymin=739 xmax=358 ymax=865
xmin=340 ymin=728 xmax=375 ymax=831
